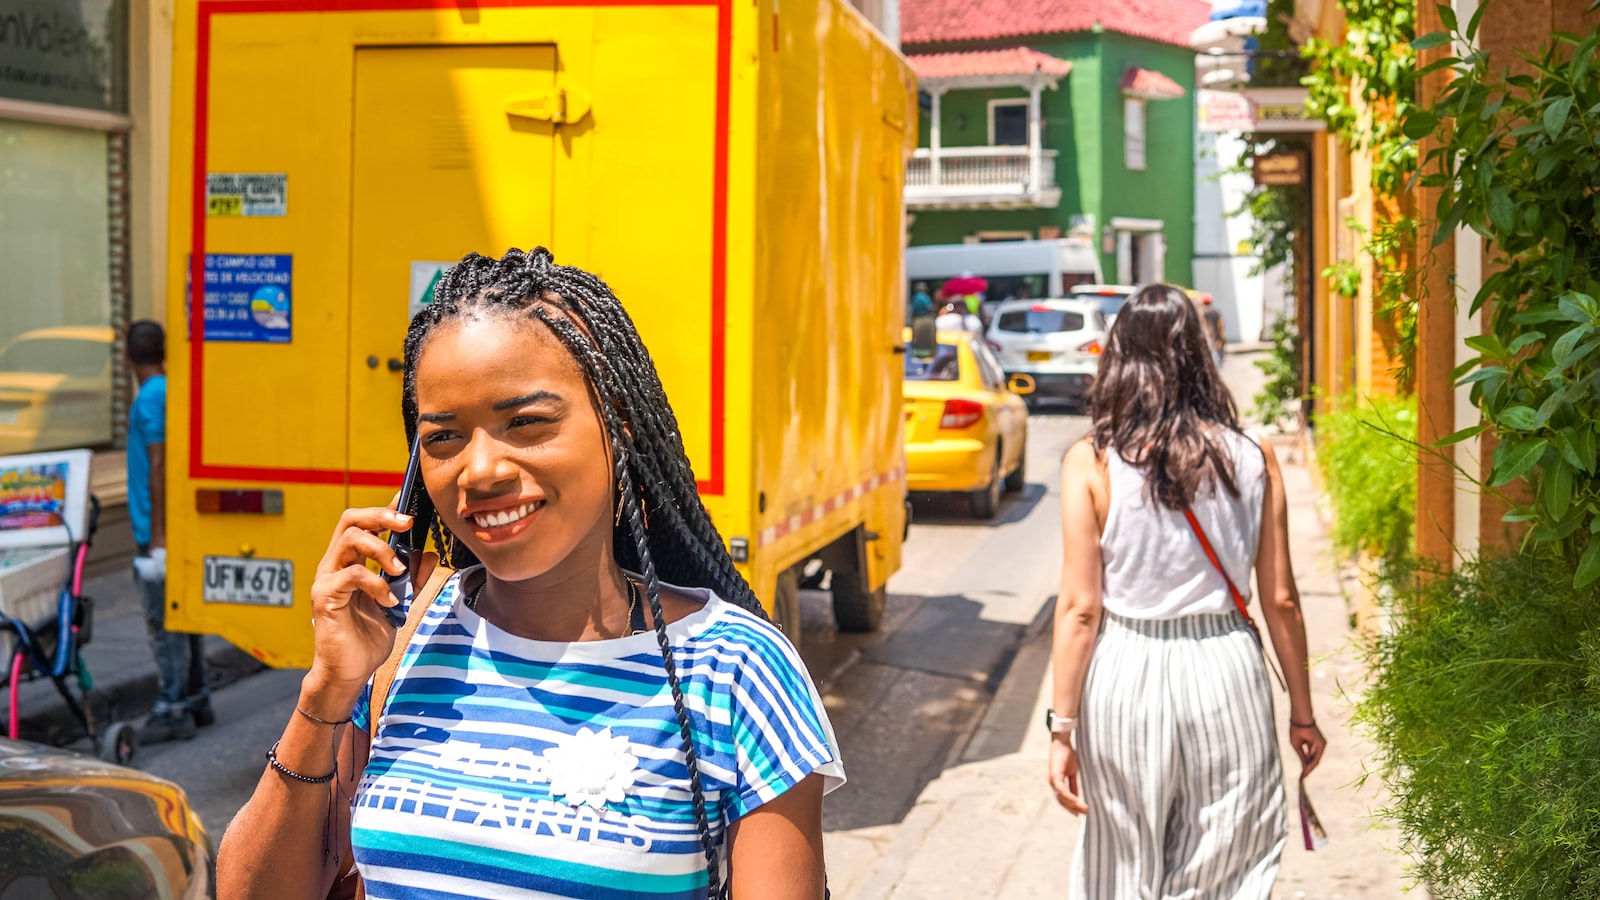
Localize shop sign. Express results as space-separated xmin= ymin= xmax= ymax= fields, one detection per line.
xmin=206 ymin=173 xmax=287 ymax=217
xmin=1198 ymin=87 xmax=1326 ymax=134
xmin=1198 ymin=89 xmax=1254 ymax=132
xmin=0 ymin=0 xmax=127 ymax=112
xmin=1240 ymin=87 xmax=1325 ymax=133
xmin=202 ymin=254 xmax=293 ymax=343
xmin=1253 ymin=152 xmax=1305 ymax=186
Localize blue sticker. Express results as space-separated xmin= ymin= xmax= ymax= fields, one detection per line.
xmin=202 ymin=254 xmax=293 ymax=343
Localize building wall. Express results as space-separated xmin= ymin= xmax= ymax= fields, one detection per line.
xmin=1094 ymin=30 xmax=1196 ymax=288
xmin=908 ymin=31 xmax=1098 ymax=246
xmin=906 ymin=30 xmax=1196 ymax=289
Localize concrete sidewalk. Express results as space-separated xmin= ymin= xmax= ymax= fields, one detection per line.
xmin=839 ymin=351 xmax=1411 ymax=899
xmin=8 ymin=568 xmax=263 ymax=749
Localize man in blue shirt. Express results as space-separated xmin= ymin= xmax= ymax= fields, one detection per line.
xmin=127 ymin=321 xmax=211 ymax=742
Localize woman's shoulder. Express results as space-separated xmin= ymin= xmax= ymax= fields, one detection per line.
xmin=695 ymin=597 xmax=796 ymax=659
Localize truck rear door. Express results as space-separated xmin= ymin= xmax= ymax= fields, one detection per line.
xmin=346 ymin=46 xmax=559 ymax=483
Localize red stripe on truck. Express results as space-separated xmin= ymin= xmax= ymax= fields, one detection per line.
xmin=757 ymin=466 xmax=905 ymax=548
xmin=187 ymin=0 xmax=732 ymax=495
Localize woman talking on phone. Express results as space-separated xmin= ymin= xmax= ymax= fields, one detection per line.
xmin=219 ymin=248 xmax=842 ymax=899
xmin=1047 ymin=284 xmax=1326 ymax=898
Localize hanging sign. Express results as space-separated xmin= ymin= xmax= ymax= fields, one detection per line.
xmin=1253 ymin=151 xmax=1305 ymax=186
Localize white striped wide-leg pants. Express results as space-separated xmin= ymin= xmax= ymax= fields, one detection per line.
xmin=1069 ymin=612 xmax=1287 ymax=899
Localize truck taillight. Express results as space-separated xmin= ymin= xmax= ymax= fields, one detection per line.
xmin=1078 ymin=339 xmax=1103 ymax=356
xmin=196 ymin=489 xmax=284 ymax=514
xmin=940 ymin=399 xmax=984 ymax=430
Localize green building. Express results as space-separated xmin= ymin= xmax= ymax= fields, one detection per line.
xmin=902 ymin=0 xmax=1210 ymax=288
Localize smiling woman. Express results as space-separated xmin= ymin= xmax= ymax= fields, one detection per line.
xmin=218 ymin=248 xmax=843 ymax=900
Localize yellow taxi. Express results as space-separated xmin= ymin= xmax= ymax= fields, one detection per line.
xmin=902 ymin=329 xmax=1029 ymax=518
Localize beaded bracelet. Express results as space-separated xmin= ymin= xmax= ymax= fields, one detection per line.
xmin=265 ymin=740 xmax=336 ymax=785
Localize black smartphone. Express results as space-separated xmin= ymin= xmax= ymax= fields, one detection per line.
xmin=383 ymin=432 xmax=426 ymax=627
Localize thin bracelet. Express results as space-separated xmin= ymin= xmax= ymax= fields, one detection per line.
xmin=266 ymin=740 xmax=337 ymax=784
xmin=1290 ymin=718 xmax=1317 ymax=728
xmin=296 ymin=706 xmax=352 ymax=727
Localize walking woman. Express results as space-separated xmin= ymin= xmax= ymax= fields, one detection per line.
xmin=1047 ymin=284 xmax=1326 ymax=898
xmin=220 ymin=248 xmax=842 ymax=898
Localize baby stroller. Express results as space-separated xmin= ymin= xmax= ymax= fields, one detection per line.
xmin=1 ymin=451 xmax=136 ymax=764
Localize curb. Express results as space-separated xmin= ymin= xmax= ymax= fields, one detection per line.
xmin=17 ymin=640 xmax=266 ymax=748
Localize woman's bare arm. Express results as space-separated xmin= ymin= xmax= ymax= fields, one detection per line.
xmin=1048 ymin=438 xmax=1107 ymax=813
xmin=1253 ymin=440 xmax=1327 ymax=773
xmin=217 ymin=684 xmax=368 ymax=898
xmin=218 ymin=504 xmax=418 ymax=898
xmin=727 ymin=773 xmax=826 ymax=899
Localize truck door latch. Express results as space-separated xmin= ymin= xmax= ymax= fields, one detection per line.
xmin=506 ymin=87 xmax=592 ymax=125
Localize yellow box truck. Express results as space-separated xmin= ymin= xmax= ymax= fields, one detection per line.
xmin=163 ymin=0 xmax=915 ymax=667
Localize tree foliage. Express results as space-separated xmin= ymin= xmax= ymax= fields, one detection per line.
xmin=1418 ymin=11 xmax=1600 ymax=586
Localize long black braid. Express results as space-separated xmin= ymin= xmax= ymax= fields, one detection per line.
xmin=400 ymin=247 xmax=764 ymax=897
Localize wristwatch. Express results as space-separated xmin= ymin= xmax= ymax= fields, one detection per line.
xmin=1045 ymin=709 xmax=1077 ymax=735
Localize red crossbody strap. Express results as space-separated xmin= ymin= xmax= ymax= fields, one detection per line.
xmin=1182 ymin=509 xmax=1254 ymax=628
xmin=1182 ymin=508 xmax=1288 ymax=691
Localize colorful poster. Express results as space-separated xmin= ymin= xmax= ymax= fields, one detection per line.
xmin=0 ymin=461 xmax=69 ymax=531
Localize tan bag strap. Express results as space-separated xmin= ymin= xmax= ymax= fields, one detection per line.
xmin=368 ymin=554 xmax=453 ymax=755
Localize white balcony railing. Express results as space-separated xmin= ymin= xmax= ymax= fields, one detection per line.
xmin=904 ymin=147 xmax=1060 ymax=209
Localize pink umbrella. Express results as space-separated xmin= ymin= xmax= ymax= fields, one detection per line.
xmin=940 ymin=275 xmax=988 ymax=297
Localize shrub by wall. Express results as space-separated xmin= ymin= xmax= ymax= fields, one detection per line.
xmin=1358 ymin=551 xmax=1600 ymax=898
xmin=1314 ymin=393 xmax=1417 ymax=564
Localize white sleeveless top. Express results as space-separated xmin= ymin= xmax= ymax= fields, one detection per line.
xmin=1099 ymin=429 xmax=1267 ymax=620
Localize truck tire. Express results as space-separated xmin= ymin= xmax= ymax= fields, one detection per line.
xmin=1003 ymin=441 xmax=1026 ymax=493
xmin=774 ymin=567 xmax=803 ymax=649
xmin=832 ymin=577 xmax=885 ymax=633
xmin=970 ymin=452 xmax=1002 ymax=519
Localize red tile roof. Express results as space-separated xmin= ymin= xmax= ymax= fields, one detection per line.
xmin=909 ymin=47 xmax=1073 ymax=80
xmin=1121 ymin=66 xmax=1187 ymax=98
xmin=902 ymin=0 xmax=1212 ymax=49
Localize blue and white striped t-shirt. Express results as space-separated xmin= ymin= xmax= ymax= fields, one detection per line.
xmin=349 ymin=569 xmax=844 ymax=899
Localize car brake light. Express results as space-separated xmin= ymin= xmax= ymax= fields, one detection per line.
xmin=985 ymin=339 xmax=1003 ymax=353
xmin=1078 ymin=340 xmax=1103 ymax=356
xmin=940 ymin=398 xmax=984 ymax=430
xmin=196 ymin=489 xmax=285 ymax=514
xmin=1030 ymin=304 xmax=1053 ymax=312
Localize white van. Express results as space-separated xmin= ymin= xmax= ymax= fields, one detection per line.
xmin=905 ymin=238 xmax=1104 ymax=311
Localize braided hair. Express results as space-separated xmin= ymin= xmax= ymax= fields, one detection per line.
xmin=400 ymin=247 xmax=764 ymax=896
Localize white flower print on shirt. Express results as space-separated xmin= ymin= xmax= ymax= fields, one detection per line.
xmin=541 ymin=726 xmax=640 ymax=809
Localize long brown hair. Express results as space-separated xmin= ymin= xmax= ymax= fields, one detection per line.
xmin=1090 ymin=283 xmax=1243 ymax=510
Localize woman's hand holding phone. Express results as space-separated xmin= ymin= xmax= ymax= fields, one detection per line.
xmin=303 ymin=501 xmax=434 ymax=706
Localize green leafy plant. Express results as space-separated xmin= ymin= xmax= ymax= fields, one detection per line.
xmin=1301 ymin=0 xmax=1423 ymax=383
xmin=1302 ymin=0 xmax=1420 ymax=198
xmin=1322 ymin=257 xmax=1362 ymax=300
xmin=1251 ymin=316 xmax=1302 ymax=428
xmin=1357 ymin=549 xmax=1600 ymax=898
xmin=1417 ymin=11 xmax=1600 ymax=585
xmin=1367 ymin=214 xmax=1420 ymax=392
xmin=1315 ymin=392 xmax=1416 ymax=564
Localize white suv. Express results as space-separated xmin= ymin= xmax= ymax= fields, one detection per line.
xmin=985 ymin=298 xmax=1107 ymax=409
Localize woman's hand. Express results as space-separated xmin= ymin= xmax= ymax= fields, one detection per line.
xmin=1048 ymin=735 xmax=1087 ymax=815
xmin=1290 ymin=722 xmax=1327 ymax=775
xmin=305 ymin=504 xmax=429 ymax=696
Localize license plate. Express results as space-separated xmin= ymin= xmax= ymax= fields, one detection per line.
xmin=1027 ymin=350 xmax=1052 ymax=362
xmin=0 ymin=410 xmax=18 ymax=425
xmin=203 ymin=556 xmax=293 ymax=607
